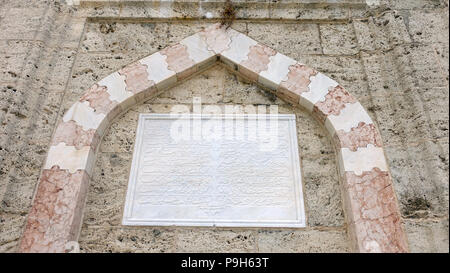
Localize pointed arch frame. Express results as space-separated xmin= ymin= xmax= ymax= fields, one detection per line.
xmin=19 ymin=24 xmax=408 ymax=253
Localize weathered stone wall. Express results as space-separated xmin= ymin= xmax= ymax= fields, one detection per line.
xmin=0 ymin=0 xmax=448 ymax=253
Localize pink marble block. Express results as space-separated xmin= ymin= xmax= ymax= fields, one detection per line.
xmin=343 ymin=169 xmax=408 ymax=253
xmin=51 ymin=120 xmax=100 ymax=151
xmin=79 ymin=84 xmax=122 ymax=127
xmin=239 ymin=44 xmax=276 ymax=83
xmin=119 ymin=61 xmax=157 ymax=103
xmin=19 ymin=167 xmax=90 ymax=253
xmin=334 ymin=122 xmax=383 ymax=152
xmin=161 ymin=43 xmax=197 ymax=81
xmin=313 ymin=85 xmax=357 ymax=123
xmin=277 ymin=63 xmax=318 ymax=105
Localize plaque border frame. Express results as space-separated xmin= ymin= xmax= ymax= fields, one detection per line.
xmin=122 ymin=113 xmax=307 ymax=228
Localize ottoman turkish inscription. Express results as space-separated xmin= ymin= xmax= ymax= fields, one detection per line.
xmin=123 ymin=114 xmax=306 ymax=227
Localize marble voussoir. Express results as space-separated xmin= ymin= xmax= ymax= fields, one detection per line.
xmin=338 ymin=145 xmax=388 ymax=176
xmin=119 ymin=61 xmax=157 ymax=102
xmin=300 ymin=72 xmax=339 ymax=113
xmin=63 ymin=101 xmax=109 ymax=138
xmin=277 ymin=63 xmax=318 ymax=105
xmin=334 ymin=122 xmax=383 ymax=151
xmin=313 ymin=85 xmax=357 ymax=123
xmin=221 ymin=32 xmax=258 ymax=70
xmin=98 ymin=72 xmax=136 ymax=111
xmin=180 ymin=32 xmax=216 ymax=69
xmin=80 ymin=84 xmax=122 ymax=122
xmin=239 ymin=44 xmax=276 ymax=83
xmin=51 ymin=120 xmax=100 ymax=151
xmin=19 ymin=167 xmax=90 ymax=253
xmin=259 ymin=53 xmax=297 ymax=91
xmin=161 ymin=43 xmax=197 ymax=81
xmin=200 ymin=23 xmax=237 ymax=55
xmin=344 ymin=168 xmax=408 ymax=253
xmin=44 ymin=143 xmax=96 ymax=175
xmin=140 ymin=52 xmax=177 ymax=91
xmin=324 ymin=102 xmax=374 ymax=137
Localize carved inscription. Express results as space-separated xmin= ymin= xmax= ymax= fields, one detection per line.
xmin=123 ymin=114 xmax=305 ymax=227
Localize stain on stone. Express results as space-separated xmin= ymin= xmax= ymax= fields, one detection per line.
xmin=402 ymin=197 xmax=432 ymax=218
xmin=99 ymin=23 xmax=116 ymax=34
xmin=10 ymin=111 xmax=27 ymax=119
xmin=220 ymin=0 xmax=237 ymax=28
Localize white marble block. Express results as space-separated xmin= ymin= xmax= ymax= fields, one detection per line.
xmin=123 ymin=114 xmax=306 ymax=227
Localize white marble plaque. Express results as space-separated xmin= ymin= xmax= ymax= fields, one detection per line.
xmin=123 ymin=114 xmax=306 ymax=227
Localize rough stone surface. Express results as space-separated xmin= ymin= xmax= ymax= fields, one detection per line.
xmin=404 ymin=218 xmax=449 ymax=253
xmin=258 ymin=229 xmax=350 ymax=253
xmin=176 ymin=229 xmax=258 ymax=253
xmin=0 ymin=0 xmax=448 ymax=252
xmin=78 ymin=227 xmax=177 ymax=253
